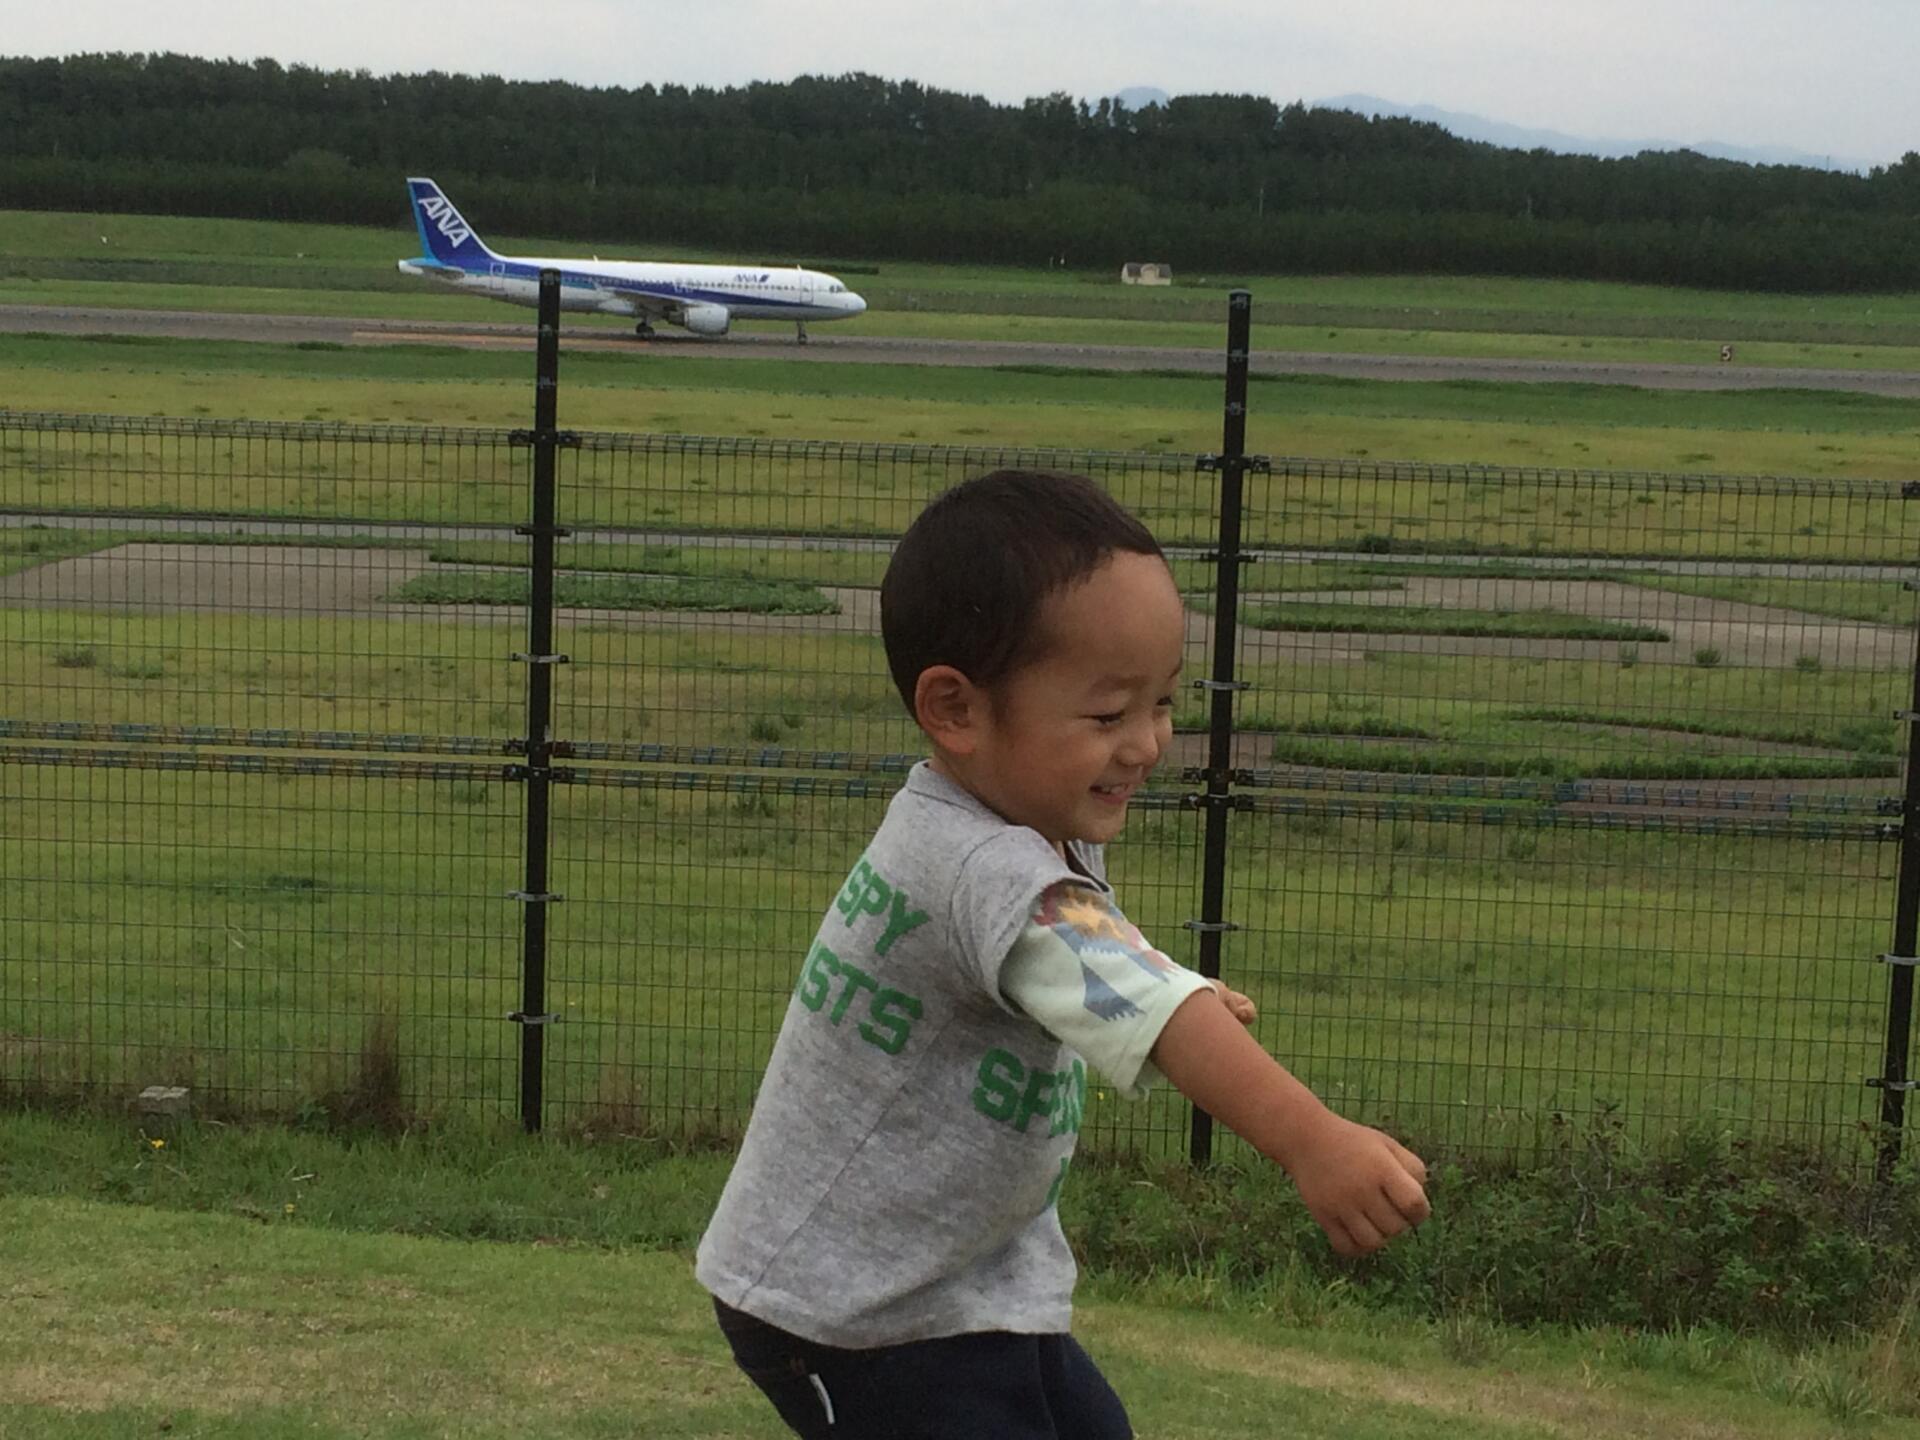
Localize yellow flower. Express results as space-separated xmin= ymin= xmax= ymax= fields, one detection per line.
xmin=148 ymin=1137 xmax=166 ymax=1151
xmin=283 ymin=1203 xmax=296 ymax=1216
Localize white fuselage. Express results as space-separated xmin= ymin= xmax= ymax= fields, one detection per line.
xmin=397 ymin=256 xmax=866 ymax=324
xmin=397 ymin=177 xmax=865 ymax=337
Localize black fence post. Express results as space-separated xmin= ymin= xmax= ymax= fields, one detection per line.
xmin=1876 ymin=593 xmax=1920 ymax=1176
xmin=1188 ymin=290 xmax=1253 ymax=1168
xmin=508 ymin=269 xmax=573 ymax=1133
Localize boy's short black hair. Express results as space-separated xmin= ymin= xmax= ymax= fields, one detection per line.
xmin=880 ymin=469 xmax=1165 ymax=712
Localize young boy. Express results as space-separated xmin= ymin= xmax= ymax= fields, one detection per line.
xmin=697 ymin=470 xmax=1429 ymax=1438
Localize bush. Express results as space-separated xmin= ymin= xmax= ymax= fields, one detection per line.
xmin=1064 ymin=1115 xmax=1920 ymax=1339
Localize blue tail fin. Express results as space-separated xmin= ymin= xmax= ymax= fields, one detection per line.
xmin=405 ymin=178 xmax=498 ymax=268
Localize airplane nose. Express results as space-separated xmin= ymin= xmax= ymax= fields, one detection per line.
xmin=846 ymin=292 xmax=867 ymax=315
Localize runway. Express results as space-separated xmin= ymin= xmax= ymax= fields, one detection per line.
xmin=6 ymin=302 xmax=1920 ymax=396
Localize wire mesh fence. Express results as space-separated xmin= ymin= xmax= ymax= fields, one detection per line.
xmin=3 ymin=325 xmax=1915 ymax=1167
xmin=0 ymin=413 xmax=532 ymax=1118
xmin=1228 ymin=458 xmax=1917 ymax=1163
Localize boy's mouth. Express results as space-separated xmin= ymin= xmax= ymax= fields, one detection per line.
xmin=1091 ymin=782 xmax=1133 ymax=803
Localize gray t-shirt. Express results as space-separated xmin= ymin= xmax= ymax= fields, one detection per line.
xmin=696 ymin=762 xmax=1107 ymax=1347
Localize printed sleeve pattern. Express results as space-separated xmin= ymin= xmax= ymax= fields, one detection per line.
xmin=1000 ymin=881 xmax=1214 ymax=1097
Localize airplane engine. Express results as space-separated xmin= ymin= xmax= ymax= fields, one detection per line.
xmin=680 ymin=303 xmax=731 ymax=336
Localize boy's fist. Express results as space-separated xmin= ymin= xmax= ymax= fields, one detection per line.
xmin=1284 ymin=1114 xmax=1430 ymax=1258
xmin=1207 ymin=978 xmax=1257 ymax=1026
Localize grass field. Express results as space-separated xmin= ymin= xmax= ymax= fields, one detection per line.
xmin=10 ymin=205 xmax=1920 ymax=339
xmin=5 ymin=1193 xmax=1915 ymax=1440
xmin=3 ymin=1108 xmax=1918 ymax=1438
xmin=6 ymin=204 xmax=1920 ymax=494
xmin=6 ymin=206 xmax=1920 ymax=1440
xmin=0 ymin=579 xmax=1900 ymax=1152
xmin=2 ymin=211 xmax=1915 ymax=1157
xmin=6 ymin=329 xmax=1920 ymax=490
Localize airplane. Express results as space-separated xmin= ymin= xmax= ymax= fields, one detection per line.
xmin=396 ymin=177 xmax=866 ymax=342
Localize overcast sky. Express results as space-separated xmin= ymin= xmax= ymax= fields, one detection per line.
xmin=10 ymin=0 xmax=1915 ymax=169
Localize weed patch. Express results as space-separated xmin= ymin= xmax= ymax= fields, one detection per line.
xmin=389 ymin=571 xmax=838 ymax=615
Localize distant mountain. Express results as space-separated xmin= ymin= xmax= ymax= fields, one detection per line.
xmin=1316 ymin=92 xmax=1873 ymax=173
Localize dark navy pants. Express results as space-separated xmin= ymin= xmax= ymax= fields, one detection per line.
xmin=714 ymin=1299 xmax=1134 ymax=1439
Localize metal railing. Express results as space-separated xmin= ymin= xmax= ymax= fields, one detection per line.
xmin=3 ymin=276 xmax=1914 ymax=1170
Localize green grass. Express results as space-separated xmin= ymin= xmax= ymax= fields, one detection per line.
xmin=6 ymin=533 xmax=1900 ymax=640
xmin=1622 ymin=573 xmax=1920 ymax=625
xmin=4 ymin=214 xmax=1917 ymax=1164
xmin=1232 ymin=650 xmax=1903 ymax=776
xmin=1232 ymin=647 xmax=1903 ymax=776
xmin=7 ymin=325 xmax=1920 ymax=495
xmin=1506 ymin=705 xmax=1898 ymax=754
xmin=1234 ymin=648 xmax=1904 ymax=738
xmin=6 ymin=393 xmax=1919 ymax=561
xmin=2 ymin=1110 xmax=1917 ymax=1437
xmin=0 ymin=603 xmax=1902 ymax=1150
xmin=1263 ymin=732 xmax=1896 ymax=781
xmin=1224 ymin=600 xmax=1669 ymax=642
xmin=387 ymin=571 xmax=840 ymax=615
xmin=425 ymin=538 xmax=893 ymax=587
xmin=0 ymin=525 xmax=123 ymax=578
xmin=12 ymin=205 xmax=1920 ymax=358
xmin=19 ymin=328 xmax=1920 ymax=434
xmin=6 ymin=207 xmax=1920 ymax=324
xmin=6 ymin=1189 xmax=1914 ymax=1439
xmin=18 ymin=268 xmax=1920 ymax=367
xmin=1169 ymin=558 xmax=1406 ymax=596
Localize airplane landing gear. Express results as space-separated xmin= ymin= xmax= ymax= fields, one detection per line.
xmin=795 ymin=322 xmax=810 ymax=345
xmin=634 ymin=321 xmax=656 ymax=340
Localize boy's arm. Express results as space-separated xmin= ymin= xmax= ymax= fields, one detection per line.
xmin=1150 ymin=989 xmax=1430 ymax=1258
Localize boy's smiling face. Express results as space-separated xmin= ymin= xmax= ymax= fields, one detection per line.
xmin=930 ymin=551 xmax=1186 ymax=848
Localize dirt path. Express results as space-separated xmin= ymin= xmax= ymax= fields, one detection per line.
xmin=1242 ymin=575 xmax=1911 ymax=670
xmin=0 ymin=544 xmax=441 ymax=614
xmin=4 ymin=544 xmax=1909 ymax=674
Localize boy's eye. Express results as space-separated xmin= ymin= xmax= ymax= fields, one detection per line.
xmin=1092 ymin=712 xmax=1124 ymax=726
xmin=1155 ymin=695 xmax=1175 ymax=709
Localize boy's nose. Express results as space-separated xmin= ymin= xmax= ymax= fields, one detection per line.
xmin=1115 ymin=716 xmax=1164 ymax=767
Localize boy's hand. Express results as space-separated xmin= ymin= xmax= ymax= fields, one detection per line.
xmin=1150 ymin=989 xmax=1431 ymax=1259
xmin=1283 ymin=1113 xmax=1430 ymax=1258
xmin=1207 ymin=978 xmax=1256 ymax=1026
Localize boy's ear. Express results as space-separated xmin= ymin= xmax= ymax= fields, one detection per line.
xmin=913 ymin=665 xmax=984 ymax=755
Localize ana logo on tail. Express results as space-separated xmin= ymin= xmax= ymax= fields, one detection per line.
xmin=419 ymin=197 xmax=473 ymax=249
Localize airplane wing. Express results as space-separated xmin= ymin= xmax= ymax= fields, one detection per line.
xmin=604 ymin=284 xmax=682 ymax=321
xmin=396 ymin=259 xmax=468 ymax=281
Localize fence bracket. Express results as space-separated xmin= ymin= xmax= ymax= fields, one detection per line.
xmin=1879 ymin=954 xmax=1920 ymax=967
xmin=506 ymin=765 xmax=576 ymax=783
xmin=508 ymin=890 xmax=565 ymax=904
xmin=515 ymin=523 xmax=575 ymax=539
xmin=1867 ymin=1077 xmax=1920 ymax=1091
xmin=1193 ymin=679 xmax=1254 ymax=693
xmin=508 ymin=428 xmax=582 ymax=448
xmin=507 ymin=1011 xmax=562 ymax=1026
xmin=1182 ymin=919 xmax=1241 ymax=934
xmin=1180 ymin=791 xmax=1253 ymax=813
xmin=1903 ymin=481 xmax=1920 ymax=499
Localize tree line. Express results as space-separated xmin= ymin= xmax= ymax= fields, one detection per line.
xmin=5 ymin=53 xmax=1918 ymax=289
